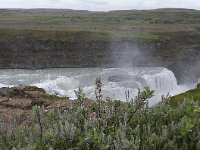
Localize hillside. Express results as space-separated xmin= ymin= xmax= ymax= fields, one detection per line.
xmin=170 ymin=84 xmax=200 ymax=107
xmin=0 ymin=8 xmax=200 ymax=83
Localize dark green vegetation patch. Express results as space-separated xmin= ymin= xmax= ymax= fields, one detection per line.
xmin=23 ymin=86 xmax=46 ymax=93
xmin=170 ymin=84 xmax=200 ymax=107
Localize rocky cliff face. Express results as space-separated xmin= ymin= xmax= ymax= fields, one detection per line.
xmin=0 ymin=30 xmax=199 ymax=83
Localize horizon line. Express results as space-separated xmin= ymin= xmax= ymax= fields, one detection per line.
xmin=0 ymin=7 xmax=199 ymax=12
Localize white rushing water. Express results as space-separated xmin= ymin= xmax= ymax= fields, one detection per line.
xmin=0 ymin=67 xmax=195 ymax=106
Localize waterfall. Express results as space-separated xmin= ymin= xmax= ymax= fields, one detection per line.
xmin=142 ymin=68 xmax=178 ymax=93
xmin=0 ymin=67 xmax=181 ymax=105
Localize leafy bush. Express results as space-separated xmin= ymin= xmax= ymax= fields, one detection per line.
xmin=0 ymin=78 xmax=199 ymax=150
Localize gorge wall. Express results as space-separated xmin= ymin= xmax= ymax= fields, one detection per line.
xmin=0 ymin=29 xmax=200 ymax=83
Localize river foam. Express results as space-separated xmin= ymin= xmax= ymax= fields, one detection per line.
xmin=0 ymin=67 xmax=195 ymax=106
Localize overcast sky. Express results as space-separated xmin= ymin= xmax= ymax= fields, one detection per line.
xmin=0 ymin=0 xmax=200 ymax=11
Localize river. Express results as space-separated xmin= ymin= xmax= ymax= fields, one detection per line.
xmin=0 ymin=67 xmax=196 ymax=106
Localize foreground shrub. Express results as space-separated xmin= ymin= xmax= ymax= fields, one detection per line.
xmin=0 ymin=78 xmax=199 ymax=150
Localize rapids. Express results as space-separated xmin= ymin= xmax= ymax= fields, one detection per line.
xmin=0 ymin=67 xmax=195 ymax=106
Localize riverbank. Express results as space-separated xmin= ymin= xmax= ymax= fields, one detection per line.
xmin=0 ymin=86 xmax=67 ymax=124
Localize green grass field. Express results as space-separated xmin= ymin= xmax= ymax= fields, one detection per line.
xmin=0 ymin=8 xmax=200 ymax=41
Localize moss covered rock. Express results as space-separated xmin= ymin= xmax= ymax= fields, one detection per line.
xmin=23 ymin=86 xmax=46 ymax=93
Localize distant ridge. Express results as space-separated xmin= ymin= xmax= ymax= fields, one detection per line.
xmin=150 ymin=8 xmax=198 ymax=12
xmin=109 ymin=8 xmax=199 ymax=13
xmin=0 ymin=8 xmax=199 ymax=13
